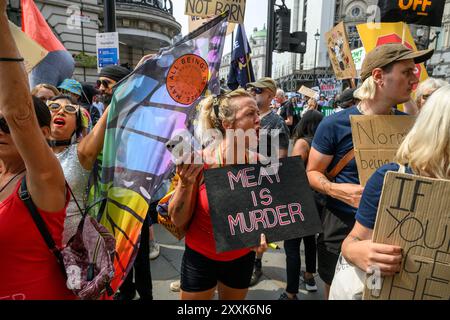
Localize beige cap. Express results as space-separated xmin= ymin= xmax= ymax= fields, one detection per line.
xmin=246 ymin=77 xmax=277 ymax=94
xmin=361 ymin=43 xmax=434 ymax=81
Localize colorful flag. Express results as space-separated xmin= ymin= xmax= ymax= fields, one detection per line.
xmin=377 ymin=0 xmax=445 ymax=27
xmin=21 ymin=0 xmax=74 ymax=87
xmin=357 ymin=22 xmax=428 ymax=83
xmin=92 ymin=13 xmax=228 ymax=294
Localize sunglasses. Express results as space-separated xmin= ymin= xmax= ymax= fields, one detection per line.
xmin=96 ymin=79 xmax=113 ymax=89
xmin=47 ymin=102 xmax=80 ymax=114
xmin=0 ymin=117 xmax=10 ymax=134
xmin=248 ymin=87 xmax=264 ymax=95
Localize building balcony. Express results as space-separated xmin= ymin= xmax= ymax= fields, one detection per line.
xmin=113 ymin=0 xmax=181 ymax=52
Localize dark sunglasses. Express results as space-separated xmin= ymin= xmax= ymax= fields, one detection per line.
xmin=47 ymin=102 xmax=79 ymax=114
xmin=0 ymin=117 xmax=10 ymax=134
xmin=249 ymin=87 xmax=264 ymax=94
xmin=422 ymin=94 xmax=431 ymax=101
xmin=96 ymin=79 xmax=113 ymax=89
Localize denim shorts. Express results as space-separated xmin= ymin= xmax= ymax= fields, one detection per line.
xmin=180 ymin=245 xmax=256 ymax=292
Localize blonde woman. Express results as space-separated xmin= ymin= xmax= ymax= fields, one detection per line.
xmin=169 ymin=89 xmax=267 ymax=300
xmin=414 ymin=77 xmax=448 ymax=112
xmin=341 ymin=84 xmax=450 ymax=278
xmin=31 ymin=83 xmax=60 ymax=102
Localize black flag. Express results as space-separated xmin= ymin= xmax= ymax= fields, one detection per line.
xmin=378 ymin=0 xmax=445 ymax=27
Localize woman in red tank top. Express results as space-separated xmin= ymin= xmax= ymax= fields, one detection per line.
xmin=0 ymin=15 xmax=75 ymax=300
xmin=169 ymin=89 xmax=268 ymax=300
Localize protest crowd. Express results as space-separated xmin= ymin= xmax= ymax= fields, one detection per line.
xmin=0 ymin=0 xmax=449 ymax=302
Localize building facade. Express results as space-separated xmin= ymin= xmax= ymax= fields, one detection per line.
xmin=6 ymin=0 xmax=181 ymax=83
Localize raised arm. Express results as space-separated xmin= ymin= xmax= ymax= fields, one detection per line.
xmin=0 ymin=9 xmax=65 ymax=211
xmin=77 ymin=106 xmax=109 ymax=170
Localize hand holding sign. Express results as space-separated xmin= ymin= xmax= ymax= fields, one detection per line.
xmin=251 ymin=233 xmax=268 ymax=255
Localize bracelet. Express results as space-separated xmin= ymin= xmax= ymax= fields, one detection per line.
xmin=0 ymin=57 xmax=24 ymax=62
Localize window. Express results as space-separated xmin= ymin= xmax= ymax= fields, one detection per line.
xmin=351 ymin=7 xmax=361 ymax=18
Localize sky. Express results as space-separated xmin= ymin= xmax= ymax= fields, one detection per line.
xmin=172 ymin=0 xmax=268 ymax=54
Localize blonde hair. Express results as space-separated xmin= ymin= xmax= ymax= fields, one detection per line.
xmin=353 ymin=76 xmax=376 ymax=101
xmin=395 ymin=85 xmax=450 ymax=179
xmin=31 ymin=83 xmax=60 ymax=96
xmin=198 ymin=88 xmax=253 ymax=134
xmin=415 ymin=77 xmax=448 ymax=105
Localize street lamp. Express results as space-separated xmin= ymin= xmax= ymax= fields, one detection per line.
xmin=313 ymin=29 xmax=320 ymax=87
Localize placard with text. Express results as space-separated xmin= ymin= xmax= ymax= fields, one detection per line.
xmin=204 ymin=157 xmax=323 ymax=253
xmin=364 ymin=172 xmax=450 ymax=300
xmin=350 ymin=115 xmax=415 ymax=186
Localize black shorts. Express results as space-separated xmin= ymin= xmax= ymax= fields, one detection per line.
xmin=317 ymin=207 xmax=355 ymax=285
xmin=180 ymin=245 xmax=256 ymax=292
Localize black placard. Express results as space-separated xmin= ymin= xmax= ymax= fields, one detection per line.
xmin=204 ymin=157 xmax=323 ymax=253
xmin=378 ymin=0 xmax=445 ymax=27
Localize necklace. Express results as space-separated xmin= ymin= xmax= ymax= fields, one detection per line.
xmin=0 ymin=169 xmax=26 ymax=193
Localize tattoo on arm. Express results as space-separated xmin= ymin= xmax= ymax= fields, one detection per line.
xmin=318 ymin=176 xmax=332 ymax=194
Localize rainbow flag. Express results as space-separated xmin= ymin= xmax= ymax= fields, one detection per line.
xmin=21 ymin=0 xmax=74 ymax=87
xmin=92 ymin=13 xmax=228 ymax=294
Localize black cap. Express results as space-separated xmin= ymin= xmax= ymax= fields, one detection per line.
xmin=338 ymin=88 xmax=356 ymax=105
xmin=99 ymin=65 xmax=131 ymax=82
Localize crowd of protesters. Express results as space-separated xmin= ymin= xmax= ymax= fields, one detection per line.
xmin=1 ymin=1 xmax=450 ymax=301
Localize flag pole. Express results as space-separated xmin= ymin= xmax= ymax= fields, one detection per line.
xmin=401 ymin=23 xmax=406 ymax=45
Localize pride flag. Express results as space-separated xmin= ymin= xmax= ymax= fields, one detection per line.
xmin=21 ymin=0 xmax=74 ymax=87
xmin=91 ymin=13 xmax=229 ymax=293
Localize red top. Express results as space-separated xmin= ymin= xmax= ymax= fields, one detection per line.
xmin=0 ymin=180 xmax=76 ymax=300
xmin=185 ymin=182 xmax=251 ymax=262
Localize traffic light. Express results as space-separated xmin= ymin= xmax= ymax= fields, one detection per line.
xmin=291 ymin=31 xmax=307 ymax=54
xmin=274 ymin=8 xmax=291 ymax=53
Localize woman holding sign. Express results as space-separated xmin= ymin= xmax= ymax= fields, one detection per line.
xmin=341 ymin=84 xmax=450 ymax=282
xmin=169 ymin=89 xmax=268 ymax=300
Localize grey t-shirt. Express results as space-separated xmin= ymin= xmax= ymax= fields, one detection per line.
xmin=259 ymin=110 xmax=290 ymax=157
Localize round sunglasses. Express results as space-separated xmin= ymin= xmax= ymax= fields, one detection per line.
xmin=47 ymin=101 xmax=80 ymax=114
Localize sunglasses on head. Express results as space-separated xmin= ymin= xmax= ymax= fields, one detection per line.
xmin=97 ymin=79 xmax=113 ymax=89
xmin=47 ymin=101 xmax=79 ymax=114
xmin=0 ymin=117 xmax=10 ymax=134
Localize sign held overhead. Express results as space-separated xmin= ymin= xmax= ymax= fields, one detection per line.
xmin=185 ymin=0 xmax=246 ymax=24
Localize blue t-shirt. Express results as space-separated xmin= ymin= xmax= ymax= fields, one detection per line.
xmin=312 ymin=106 xmax=405 ymax=216
xmin=356 ymin=163 xmax=414 ymax=229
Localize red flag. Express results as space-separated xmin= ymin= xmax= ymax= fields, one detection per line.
xmin=21 ymin=0 xmax=66 ymax=52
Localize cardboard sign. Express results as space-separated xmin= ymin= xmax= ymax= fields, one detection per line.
xmin=298 ymin=86 xmax=319 ymax=99
xmin=364 ymin=172 xmax=450 ymax=300
xmin=204 ymin=157 xmax=323 ymax=253
xmin=9 ymin=21 xmax=48 ymax=73
xmin=350 ymin=115 xmax=415 ymax=186
xmin=378 ymin=0 xmax=445 ymax=27
xmin=351 ymin=47 xmax=365 ymax=72
xmin=185 ymin=0 xmax=246 ymax=24
xmin=325 ymin=22 xmax=357 ymax=80
xmin=188 ymin=15 xmax=235 ymax=35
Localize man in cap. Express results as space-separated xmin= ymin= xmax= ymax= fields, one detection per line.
xmin=97 ymin=65 xmax=131 ymax=105
xmin=306 ymin=43 xmax=433 ymax=298
xmin=58 ymin=78 xmax=83 ymax=103
xmin=335 ymin=88 xmax=358 ymax=112
xmin=246 ymin=77 xmax=290 ymax=286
